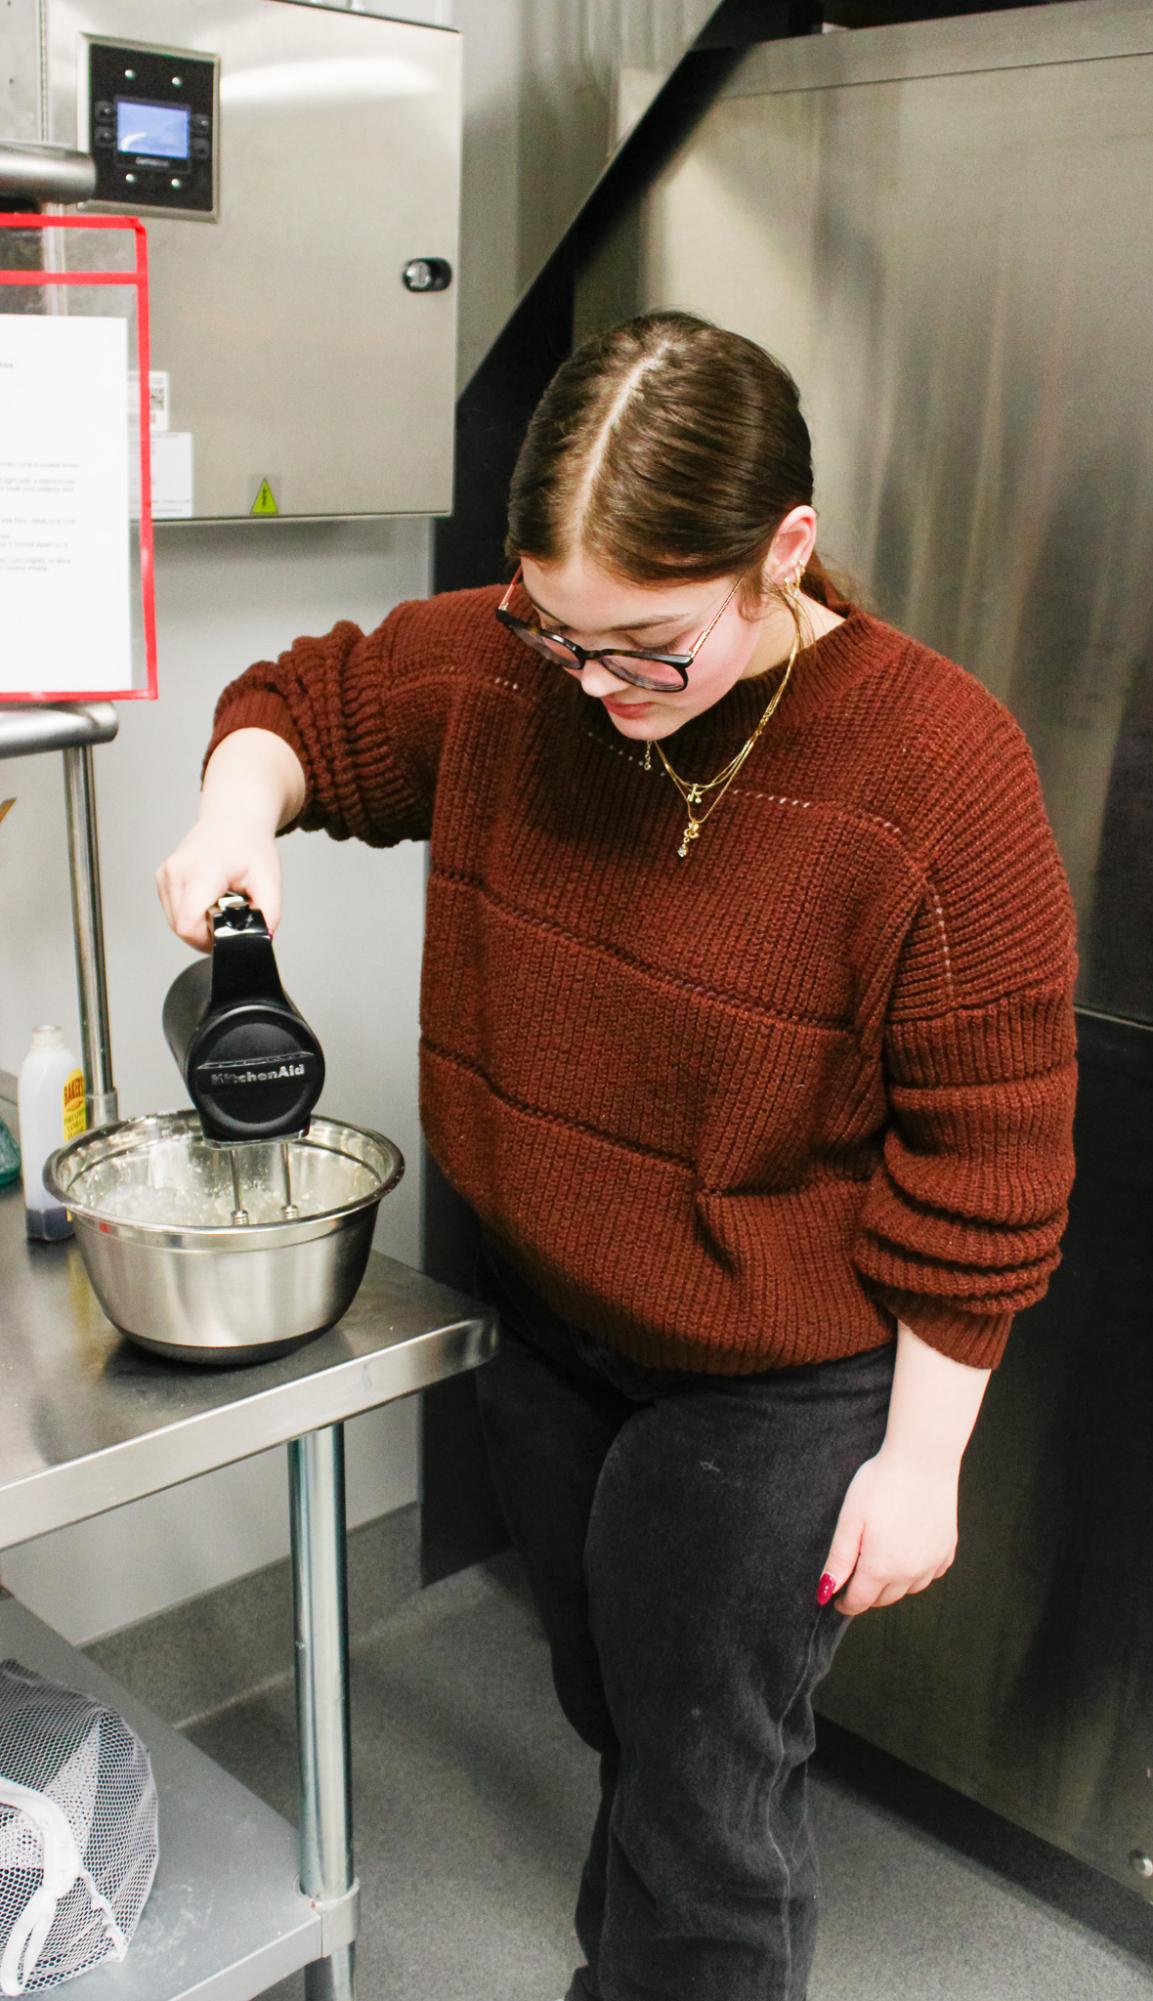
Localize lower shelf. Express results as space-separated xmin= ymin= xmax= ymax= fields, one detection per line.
xmin=0 ymin=1593 xmax=327 ymax=2001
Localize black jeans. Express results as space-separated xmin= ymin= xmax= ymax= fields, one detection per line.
xmin=472 ymin=1236 xmax=897 ymax=2001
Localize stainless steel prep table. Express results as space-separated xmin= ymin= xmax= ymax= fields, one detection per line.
xmin=0 ymin=1179 xmax=497 ymax=2000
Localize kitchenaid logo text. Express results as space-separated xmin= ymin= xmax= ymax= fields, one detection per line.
xmin=208 ymin=1062 xmax=307 ymax=1087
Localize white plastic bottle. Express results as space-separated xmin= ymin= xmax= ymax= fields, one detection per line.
xmin=18 ymin=1026 xmax=86 ymax=1242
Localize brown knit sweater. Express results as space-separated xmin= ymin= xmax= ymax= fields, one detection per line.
xmin=205 ymin=584 xmax=1079 ymax=1374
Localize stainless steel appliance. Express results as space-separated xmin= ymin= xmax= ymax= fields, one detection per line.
xmin=2 ymin=0 xmax=461 ymax=520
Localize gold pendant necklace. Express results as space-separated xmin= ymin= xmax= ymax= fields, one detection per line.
xmin=644 ymin=619 xmax=801 ymax=857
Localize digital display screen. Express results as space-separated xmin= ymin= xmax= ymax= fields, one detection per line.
xmin=116 ymin=100 xmax=191 ymax=159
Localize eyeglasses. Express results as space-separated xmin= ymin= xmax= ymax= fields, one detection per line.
xmin=495 ymin=564 xmax=741 ymax=693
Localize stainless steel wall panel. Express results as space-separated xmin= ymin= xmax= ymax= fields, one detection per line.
xmin=41 ymin=0 xmax=460 ymax=519
xmin=2 ymin=0 xmax=44 ymax=143
xmin=718 ymin=0 xmax=1153 ymax=97
xmin=581 ymin=7 xmax=1153 ymax=1022
xmin=452 ymin=0 xmax=717 ymax=388
xmin=816 ymin=1010 xmax=1153 ymax=1900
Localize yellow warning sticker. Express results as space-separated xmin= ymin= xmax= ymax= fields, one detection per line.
xmin=251 ymin=479 xmax=279 ymax=517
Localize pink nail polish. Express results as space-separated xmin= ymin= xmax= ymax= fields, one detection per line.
xmin=817 ymin=1573 xmax=837 ymax=1606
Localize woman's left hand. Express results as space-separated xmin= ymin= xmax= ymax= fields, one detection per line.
xmin=817 ymin=1446 xmax=959 ymax=1616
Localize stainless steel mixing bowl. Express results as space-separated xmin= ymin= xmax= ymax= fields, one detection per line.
xmin=45 ymin=1110 xmax=404 ymax=1363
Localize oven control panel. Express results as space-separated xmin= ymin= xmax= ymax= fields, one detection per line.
xmin=85 ymin=38 xmax=218 ymax=220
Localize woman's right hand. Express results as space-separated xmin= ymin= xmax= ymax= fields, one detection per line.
xmin=156 ymin=814 xmax=283 ymax=953
xmin=157 ymin=729 xmax=306 ymax=951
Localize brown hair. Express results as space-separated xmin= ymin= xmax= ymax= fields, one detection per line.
xmin=506 ymin=311 xmax=847 ymax=612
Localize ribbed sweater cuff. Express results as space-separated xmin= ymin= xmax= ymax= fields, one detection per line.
xmin=875 ymin=1288 xmax=1013 ymax=1370
xmin=201 ymin=692 xmax=309 ymax=797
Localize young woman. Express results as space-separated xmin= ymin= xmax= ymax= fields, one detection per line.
xmin=158 ymin=313 xmax=1079 ymax=2001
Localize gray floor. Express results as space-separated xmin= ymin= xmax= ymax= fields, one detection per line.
xmin=93 ymin=1507 xmax=1153 ymax=2001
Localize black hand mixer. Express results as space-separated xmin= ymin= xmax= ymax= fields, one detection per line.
xmin=162 ymin=891 xmax=326 ymax=1222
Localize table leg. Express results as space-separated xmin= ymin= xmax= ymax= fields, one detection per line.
xmin=289 ymin=1425 xmax=357 ymax=2001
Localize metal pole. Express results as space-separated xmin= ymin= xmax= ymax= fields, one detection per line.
xmin=289 ymin=1425 xmax=357 ymax=2001
xmin=61 ymin=744 xmax=118 ymax=1127
xmin=0 ymin=143 xmax=97 ymax=204
xmin=62 ymin=744 xmax=118 ymax=1136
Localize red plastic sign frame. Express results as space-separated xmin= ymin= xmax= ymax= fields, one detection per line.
xmin=0 ymin=213 xmax=157 ymax=702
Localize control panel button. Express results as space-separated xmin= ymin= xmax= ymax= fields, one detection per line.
xmin=192 ymin=137 xmax=210 ymax=160
xmin=95 ymin=100 xmax=115 ymax=120
xmin=95 ymin=125 xmax=114 ymax=147
xmin=192 ymin=112 xmax=211 ymax=133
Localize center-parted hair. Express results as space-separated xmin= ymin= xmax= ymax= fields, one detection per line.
xmin=507 ymin=311 xmax=837 ymax=609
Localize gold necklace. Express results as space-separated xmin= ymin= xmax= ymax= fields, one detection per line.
xmin=644 ymin=616 xmax=802 ymax=858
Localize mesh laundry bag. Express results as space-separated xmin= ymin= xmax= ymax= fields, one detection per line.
xmin=0 ymin=1660 xmax=158 ymax=1994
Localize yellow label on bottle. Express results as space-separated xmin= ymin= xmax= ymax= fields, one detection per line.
xmin=62 ymin=1069 xmax=87 ymax=1141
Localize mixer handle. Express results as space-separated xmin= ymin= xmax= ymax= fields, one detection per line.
xmin=205 ymin=890 xmax=289 ymax=1010
xmin=208 ymin=889 xmax=253 ymax=930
